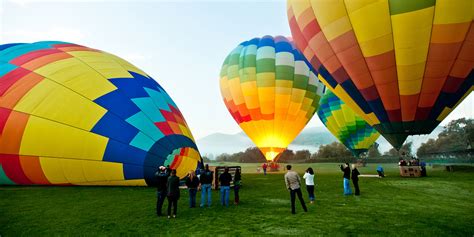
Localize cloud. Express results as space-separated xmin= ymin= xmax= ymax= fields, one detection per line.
xmin=3 ymin=27 xmax=86 ymax=43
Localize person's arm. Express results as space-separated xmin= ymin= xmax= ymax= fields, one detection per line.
xmin=284 ymin=174 xmax=290 ymax=190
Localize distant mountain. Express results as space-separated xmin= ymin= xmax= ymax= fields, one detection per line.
xmin=197 ymin=126 xmax=445 ymax=159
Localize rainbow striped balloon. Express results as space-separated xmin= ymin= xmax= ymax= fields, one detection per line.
xmin=288 ymin=0 xmax=473 ymax=149
xmin=317 ymin=90 xmax=380 ymax=157
xmin=220 ymin=36 xmax=325 ymax=161
xmin=0 ymin=41 xmax=201 ymax=186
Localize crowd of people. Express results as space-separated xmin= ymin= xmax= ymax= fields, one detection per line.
xmin=154 ymin=164 xmax=242 ymax=219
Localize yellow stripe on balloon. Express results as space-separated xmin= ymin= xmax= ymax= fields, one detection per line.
xmin=20 ymin=116 xmax=108 ymax=160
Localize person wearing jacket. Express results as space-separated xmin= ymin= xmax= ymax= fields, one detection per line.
xmin=340 ymin=163 xmax=352 ymax=195
xmin=284 ymin=165 xmax=308 ymax=214
xmin=155 ymin=166 xmax=169 ymax=216
xmin=166 ymin=169 xmax=180 ymax=219
xmin=219 ymin=167 xmax=232 ymax=207
xmin=351 ymin=164 xmax=360 ymax=196
xmin=233 ymin=168 xmax=242 ymax=205
xmin=185 ymin=170 xmax=200 ymax=208
xmin=199 ymin=164 xmax=213 ymax=207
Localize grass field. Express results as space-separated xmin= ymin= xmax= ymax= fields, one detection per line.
xmin=1 ymin=163 xmax=473 ymax=236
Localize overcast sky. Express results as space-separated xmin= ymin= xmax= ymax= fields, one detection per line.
xmin=1 ymin=0 xmax=472 ymax=140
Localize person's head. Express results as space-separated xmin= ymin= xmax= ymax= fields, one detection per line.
xmin=307 ymin=167 xmax=314 ymax=175
xmin=236 ymin=168 xmax=241 ymax=175
xmin=345 ymin=163 xmax=349 ymax=168
xmin=286 ymin=165 xmax=292 ymax=170
xmin=159 ymin=166 xmax=166 ymax=173
xmin=171 ymin=169 xmax=177 ymax=176
xmin=189 ymin=170 xmax=195 ymax=179
xmin=205 ymin=164 xmax=209 ymax=171
xmin=224 ymin=167 xmax=229 ymax=173
xmin=351 ymin=164 xmax=356 ymax=170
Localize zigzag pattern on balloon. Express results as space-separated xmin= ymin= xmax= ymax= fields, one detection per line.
xmin=0 ymin=41 xmax=201 ymax=186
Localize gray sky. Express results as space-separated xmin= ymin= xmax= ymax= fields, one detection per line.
xmin=1 ymin=0 xmax=472 ymax=140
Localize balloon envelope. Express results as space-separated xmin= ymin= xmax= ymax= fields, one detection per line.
xmin=317 ymin=90 xmax=380 ymax=157
xmin=219 ymin=36 xmax=325 ymax=161
xmin=287 ymin=0 xmax=473 ymax=149
xmin=0 ymin=41 xmax=201 ymax=186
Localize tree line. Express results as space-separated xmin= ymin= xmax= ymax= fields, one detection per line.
xmin=202 ymin=118 xmax=472 ymax=163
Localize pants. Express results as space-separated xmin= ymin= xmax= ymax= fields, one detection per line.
xmin=220 ymin=186 xmax=230 ymax=206
xmin=234 ymin=185 xmax=240 ymax=203
xmin=377 ymin=171 xmax=385 ymax=177
xmin=156 ymin=191 xmax=167 ymax=216
xmin=290 ymin=188 xmax=307 ymax=214
xmin=352 ymin=180 xmax=360 ymax=196
xmin=167 ymin=196 xmax=178 ymax=216
xmin=306 ymin=185 xmax=315 ymax=201
xmin=343 ymin=178 xmax=352 ymax=195
xmin=188 ymin=188 xmax=197 ymax=207
xmin=200 ymin=183 xmax=212 ymax=207
xmin=263 ymin=168 xmax=267 ymax=175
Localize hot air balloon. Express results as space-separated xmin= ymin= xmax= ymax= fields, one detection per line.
xmin=287 ymin=0 xmax=473 ymax=149
xmin=317 ymin=90 xmax=380 ymax=157
xmin=0 ymin=41 xmax=201 ymax=186
xmin=219 ymin=36 xmax=325 ymax=161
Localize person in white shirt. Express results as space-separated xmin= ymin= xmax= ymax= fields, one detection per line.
xmin=303 ymin=167 xmax=315 ymax=204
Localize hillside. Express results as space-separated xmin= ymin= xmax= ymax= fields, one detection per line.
xmin=196 ymin=126 xmax=445 ymax=158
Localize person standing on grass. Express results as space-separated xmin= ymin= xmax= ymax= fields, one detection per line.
xmin=219 ymin=167 xmax=232 ymax=207
xmin=167 ymin=169 xmax=180 ymax=219
xmin=351 ymin=164 xmax=360 ymax=196
xmin=376 ymin=165 xmax=385 ymax=178
xmin=185 ymin=170 xmax=200 ymax=208
xmin=284 ymin=165 xmax=308 ymax=214
xmin=262 ymin=163 xmax=268 ymax=175
xmin=340 ymin=163 xmax=352 ymax=195
xmin=303 ymin=167 xmax=315 ymax=204
xmin=155 ymin=166 xmax=169 ymax=216
xmin=233 ymin=168 xmax=242 ymax=205
xmin=200 ymin=164 xmax=213 ymax=207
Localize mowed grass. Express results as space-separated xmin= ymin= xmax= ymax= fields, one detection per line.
xmin=1 ymin=163 xmax=473 ymax=236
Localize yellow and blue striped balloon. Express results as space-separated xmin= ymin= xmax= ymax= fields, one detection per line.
xmin=318 ymin=90 xmax=380 ymax=157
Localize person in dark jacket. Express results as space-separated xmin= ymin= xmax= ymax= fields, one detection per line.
xmin=167 ymin=169 xmax=180 ymax=219
xmin=200 ymin=164 xmax=213 ymax=207
xmin=185 ymin=170 xmax=200 ymax=208
xmin=340 ymin=163 xmax=352 ymax=195
xmin=233 ymin=168 xmax=242 ymax=205
xmin=155 ymin=166 xmax=169 ymax=216
xmin=219 ymin=167 xmax=232 ymax=206
xmin=351 ymin=164 xmax=360 ymax=196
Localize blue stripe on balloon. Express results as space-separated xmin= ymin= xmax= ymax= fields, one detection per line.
xmin=102 ymin=140 xmax=147 ymax=166
xmin=123 ymin=164 xmax=144 ymax=179
xmin=91 ymin=112 xmax=138 ymax=144
xmin=94 ymin=90 xmax=141 ymax=119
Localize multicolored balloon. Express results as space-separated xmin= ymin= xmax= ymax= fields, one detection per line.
xmin=318 ymin=90 xmax=380 ymax=157
xmin=0 ymin=41 xmax=201 ymax=186
xmin=287 ymin=0 xmax=473 ymax=149
xmin=219 ymin=36 xmax=325 ymax=161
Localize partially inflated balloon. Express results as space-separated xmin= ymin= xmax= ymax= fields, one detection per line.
xmin=0 ymin=41 xmax=201 ymax=186
xmin=318 ymin=90 xmax=380 ymax=157
xmin=288 ymin=0 xmax=473 ymax=149
xmin=220 ymin=36 xmax=325 ymax=161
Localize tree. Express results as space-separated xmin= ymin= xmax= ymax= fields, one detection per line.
xmin=367 ymin=144 xmax=381 ymax=157
xmin=276 ymin=149 xmax=295 ymax=163
xmin=315 ymin=142 xmax=352 ymax=159
xmin=294 ymin=150 xmax=311 ymax=160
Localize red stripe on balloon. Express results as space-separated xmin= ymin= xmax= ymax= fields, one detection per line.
xmin=0 ymin=154 xmax=33 ymax=185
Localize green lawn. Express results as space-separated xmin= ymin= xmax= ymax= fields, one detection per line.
xmin=1 ymin=163 xmax=473 ymax=236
